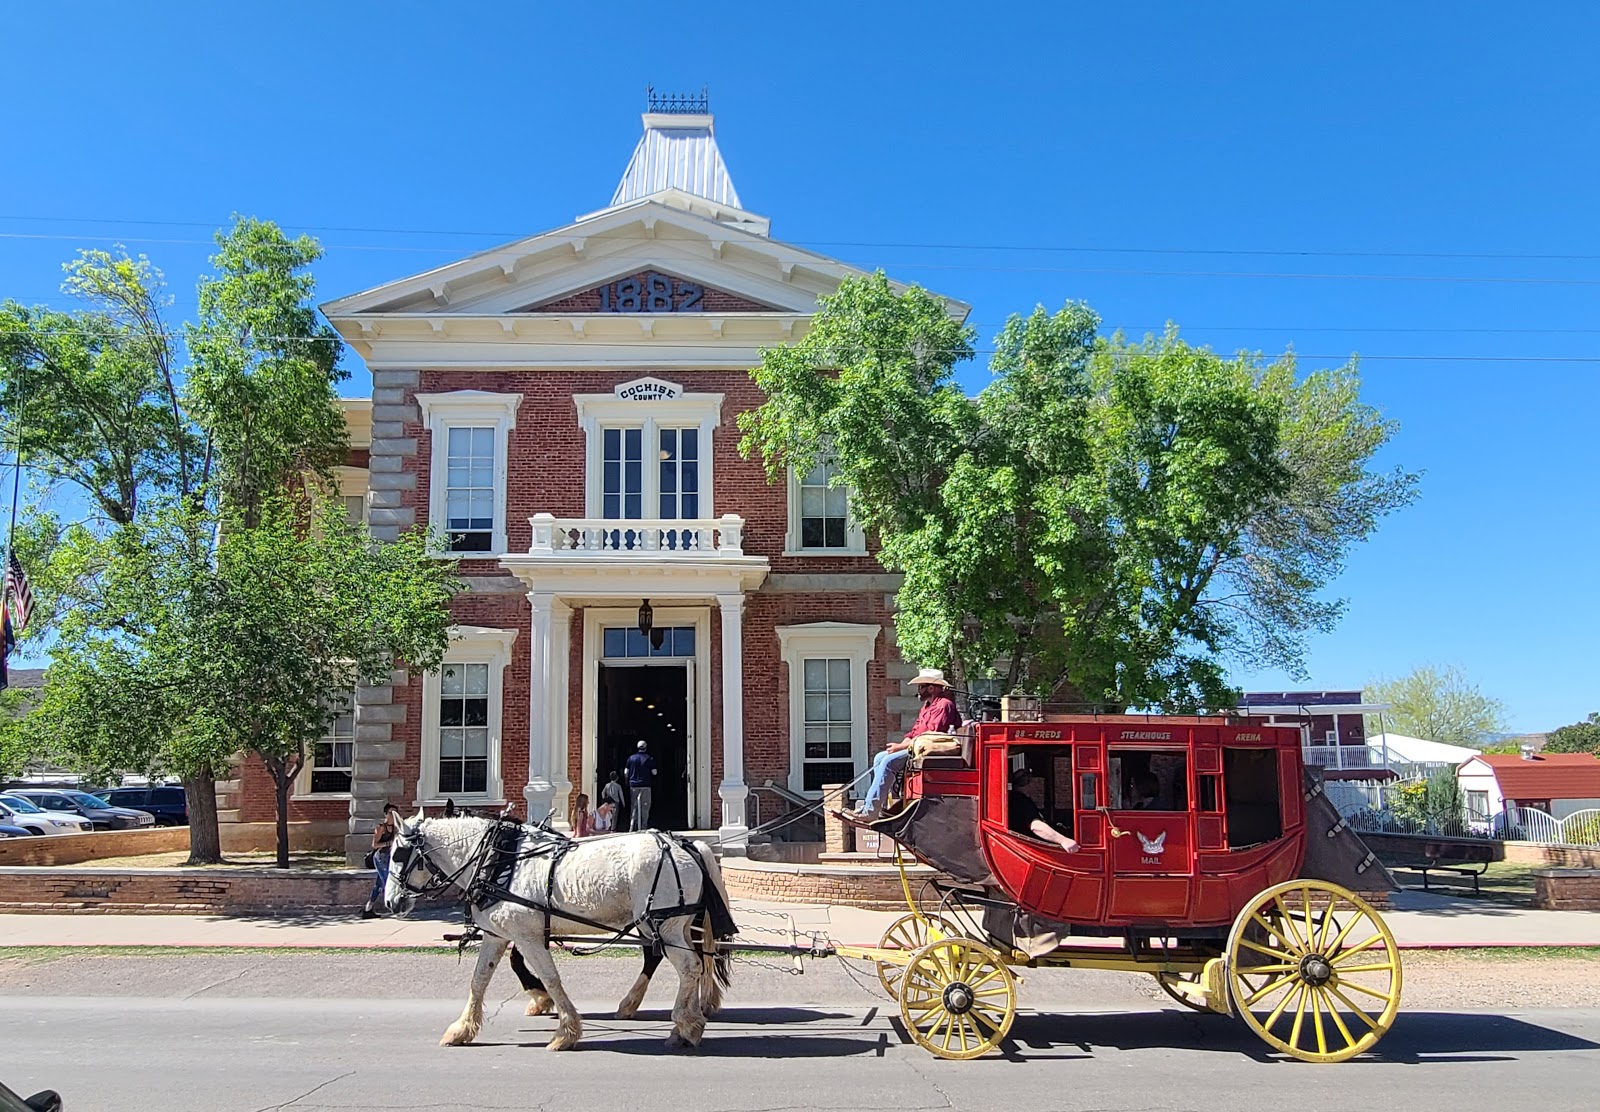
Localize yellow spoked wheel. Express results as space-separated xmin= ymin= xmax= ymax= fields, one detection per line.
xmin=897 ymin=938 xmax=1016 ymax=1060
xmin=1154 ymin=971 xmax=1210 ymax=1013
xmin=1226 ymin=880 xmax=1403 ymax=1063
xmin=875 ymin=912 xmax=954 ymax=998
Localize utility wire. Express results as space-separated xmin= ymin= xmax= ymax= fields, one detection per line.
xmin=2 ymin=213 xmax=1599 ymax=263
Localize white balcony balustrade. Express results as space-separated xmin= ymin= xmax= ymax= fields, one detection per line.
xmin=528 ymin=513 xmax=746 ymax=558
xmin=1302 ymin=744 xmax=1386 ymax=771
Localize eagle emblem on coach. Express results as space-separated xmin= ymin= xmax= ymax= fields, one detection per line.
xmin=1136 ymin=830 xmax=1167 ymax=855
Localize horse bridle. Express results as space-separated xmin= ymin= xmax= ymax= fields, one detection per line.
xmin=389 ymin=820 xmax=483 ymax=899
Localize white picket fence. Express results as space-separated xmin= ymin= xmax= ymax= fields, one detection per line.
xmin=1492 ymin=806 xmax=1600 ymax=847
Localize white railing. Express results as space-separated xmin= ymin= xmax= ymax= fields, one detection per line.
xmin=527 ymin=513 xmax=746 ymax=557
xmin=1303 ymin=744 xmax=1386 ymax=771
xmin=1494 ymin=806 xmax=1600 ymax=847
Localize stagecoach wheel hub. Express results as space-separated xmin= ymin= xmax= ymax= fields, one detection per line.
xmin=1299 ymin=954 xmax=1333 ymax=987
xmin=942 ymin=983 xmax=974 ymax=1014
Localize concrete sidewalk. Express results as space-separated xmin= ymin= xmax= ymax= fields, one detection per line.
xmin=0 ymin=889 xmax=1594 ymax=951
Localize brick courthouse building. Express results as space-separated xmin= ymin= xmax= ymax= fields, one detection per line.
xmin=224 ymin=102 xmax=971 ymax=862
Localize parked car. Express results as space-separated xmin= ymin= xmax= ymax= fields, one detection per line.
xmin=0 ymin=796 xmax=93 ymax=836
xmin=0 ymin=1077 xmax=62 ymax=1111
xmin=94 ymin=785 xmax=188 ymax=826
xmin=8 ymin=789 xmax=155 ymax=831
xmin=0 ymin=824 xmax=31 ymax=838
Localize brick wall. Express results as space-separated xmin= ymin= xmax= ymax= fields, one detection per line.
xmin=0 ymin=866 xmax=373 ymax=914
xmin=721 ymin=860 xmax=939 ymax=910
xmin=1504 ymin=842 xmax=1600 ymax=868
xmin=0 ymin=827 xmax=188 ymax=866
xmin=405 ymin=368 xmax=886 ymax=570
xmin=1533 ymin=868 xmax=1600 ymax=910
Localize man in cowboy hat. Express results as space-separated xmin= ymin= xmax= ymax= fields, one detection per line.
xmin=847 ymin=667 xmax=962 ymax=821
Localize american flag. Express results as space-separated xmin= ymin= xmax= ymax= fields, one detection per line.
xmin=4 ymin=552 xmax=33 ymax=632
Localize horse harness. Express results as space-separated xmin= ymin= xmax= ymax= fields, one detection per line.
xmin=395 ymin=816 xmax=717 ymax=954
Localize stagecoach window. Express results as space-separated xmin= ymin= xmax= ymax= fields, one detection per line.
xmin=1006 ymin=746 xmax=1076 ymax=834
xmin=1223 ymin=747 xmax=1282 ymax=849
xmin=1198 ymin=774 xmax=1221 ymax=813
xmin=438 ymin=663 xmax=491 ymax=795
xmin=1078 ymin=772 xmax=1098 ymax=811
xmin=1108 ymin=751 xmax=1188 ymax=811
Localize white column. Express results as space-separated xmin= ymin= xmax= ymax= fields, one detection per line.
xmin=524 ymin=591 xmax=556 ymax=825
xmin=717 ymin=592 xmax=749 ymax=851
xmin=548 ymin=598 xmax=573 ymax=831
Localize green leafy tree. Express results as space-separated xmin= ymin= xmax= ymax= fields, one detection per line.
xmin=741 ymin=275 xmax=1417 ymax=709
xmin=190 ymin=497 xmax=456 ymax=867
xmin=0 ymin=218 xmax=377 ymax=864
xmin=1366 ymin=665 xmax=1508 ymax=747
xmin=1546 ymin=712 xmax=1600 ymax=754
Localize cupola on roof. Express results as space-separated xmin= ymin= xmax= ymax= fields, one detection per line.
xmin=608 ymin=88 xmax=745 ymax=214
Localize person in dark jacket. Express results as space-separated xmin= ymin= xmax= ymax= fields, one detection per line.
xmin=625 ymin=740 xmax=657 ymax=830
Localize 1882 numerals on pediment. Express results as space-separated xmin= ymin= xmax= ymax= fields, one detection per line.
xmin=596 ymin=272 xmax=704 ymax=313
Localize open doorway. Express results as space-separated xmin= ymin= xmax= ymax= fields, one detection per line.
xmin=597 ymin=664 xmax=690 ymax=830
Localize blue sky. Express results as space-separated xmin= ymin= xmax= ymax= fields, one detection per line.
xmin=1 ymin=3 xmax=1595 ymax=731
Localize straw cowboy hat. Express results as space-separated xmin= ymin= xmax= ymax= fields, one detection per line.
xmin=911 ymin=667 xmax=952 ymax=689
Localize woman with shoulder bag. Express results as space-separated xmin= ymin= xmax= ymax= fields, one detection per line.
xmin=361 ymin=803 xmax=401 ymax=919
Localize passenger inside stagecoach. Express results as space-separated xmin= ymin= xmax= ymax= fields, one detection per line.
xmin=1006 ymin=768 xmax=1080 ymax=852
xmin=1125 ymin=773 xmax=1160 ymax=810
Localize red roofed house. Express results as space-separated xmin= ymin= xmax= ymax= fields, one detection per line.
xmin=1456 ymin=752 xmax=1600 ymax=826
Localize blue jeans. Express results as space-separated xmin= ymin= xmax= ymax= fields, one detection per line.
xmin=368 ymin=847 xmax=391 ymax=909
xmin=860 ymin=749 xmax=910 ymax=815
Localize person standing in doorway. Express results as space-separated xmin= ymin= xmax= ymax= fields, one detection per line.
xmin=626 ymin=739 xmax=657 ymax=830
xmin=602 ymin=770 xmax=629 ymax=832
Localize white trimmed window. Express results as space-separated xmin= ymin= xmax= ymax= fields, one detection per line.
xmin=575 ymin=387 xmax=722 ymax=537
xmin=296 ymin=689 xmax=356 ymax=798
xmin=787 ymin=462 xmax=865 ymax=554
xmin=777 ymin=622 xmax=881 ymax=795
xmin=418 ymin=625 xmax=518 ymax=804
xmin=417 ymin=390 xmax=523 ymax=555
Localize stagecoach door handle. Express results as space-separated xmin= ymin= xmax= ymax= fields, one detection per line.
xmin=1100 ymin=809 xmax=1130 ymax=838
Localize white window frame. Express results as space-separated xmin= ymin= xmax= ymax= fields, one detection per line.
xmin=334 ymin=465 xmax=368 ymax=527
xmin=294 ymin=688 xmax=357 ymax=800
xmin=785 ymin=463 xmax=866 ymax=555
xmin=417 ymin=625 xmax=518 ymax=806
xmin=776 ymin=622 xmax=881 ymax=796
xmin=417 ymin=390 xmax=523 ymax=556
xmin=574 ymin=390 xmax=722 ymax=521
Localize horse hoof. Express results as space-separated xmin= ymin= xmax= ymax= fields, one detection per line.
xmin=614 ymin=1005 xmax=638 ymax=1020
xmin=546 ymin=1034 xmax=578 ymax=1052
xmin=665 ymin=1031 xmax=699 ymax=1051
xmin=526 ymin=995 xmax=552 ymax=1017
xmin=440 ymin=1023 xmax=476 ymax=1047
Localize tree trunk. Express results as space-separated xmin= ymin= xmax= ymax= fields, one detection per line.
xmin=274 ymin=771 xmax=291 ymax=870
xmin=183 ymin=770 xmax=222 ymax=865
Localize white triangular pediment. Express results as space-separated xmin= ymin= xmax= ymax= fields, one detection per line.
xmin=321 ymin=202 xmax=968 ymax=322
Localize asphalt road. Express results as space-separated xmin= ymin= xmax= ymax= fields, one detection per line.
xmin=2 ymin=955 xmax=1598 ymax=1112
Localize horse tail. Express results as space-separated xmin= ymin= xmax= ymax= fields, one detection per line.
xmin=691 ymin=840 xmax=735 ymax=1014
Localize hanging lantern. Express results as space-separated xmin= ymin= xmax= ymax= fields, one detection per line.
xmin=650 ymin=626 xmax=666 ymax=651
xmin=637 ymin=598 xmax=654 ymax=639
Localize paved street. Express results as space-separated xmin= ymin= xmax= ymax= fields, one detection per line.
xmin=2 ymin=953 xmax=1597 ymax=1111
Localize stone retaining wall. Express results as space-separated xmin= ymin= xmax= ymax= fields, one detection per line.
xmin=721 ymin=860 xmax=932 ymax=910
xmin=1505 ymin=843 xmax=1600 ymax=869
xmin=0 ymin=822 xmax=347 ymax=867
xmin=1533 ymin=868 xmax=1600 ymax=910
xmin=0 ymin=866 xmax=373 ymax=914
xmin=0 ymin=827 xmax=189 ymax=867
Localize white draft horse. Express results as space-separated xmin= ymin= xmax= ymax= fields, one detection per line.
xmin=384 ymin=812 xmax=735 ymax=1050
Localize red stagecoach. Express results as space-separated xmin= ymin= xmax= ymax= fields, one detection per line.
xmin=840 ymin=714 xmax=1403 ymax=1062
